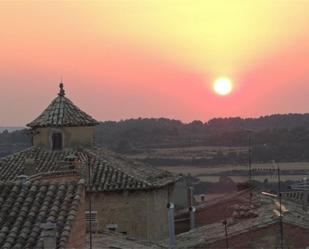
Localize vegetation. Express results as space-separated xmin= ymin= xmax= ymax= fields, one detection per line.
xmin=2 ymin=113 xmax=309 ymax=163
xmin=0 ymin=129 xmax=30 ymax=157
xmin=95 ymin=114 xmax=309 ymax=164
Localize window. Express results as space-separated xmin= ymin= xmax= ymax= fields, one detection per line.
xmin=85 ymin=211 xmax=98 ymax=233
xmin=52 ymin=133 xmax=62 ymax=150
xmin=85 ymin=211 xmax=97 ymax=224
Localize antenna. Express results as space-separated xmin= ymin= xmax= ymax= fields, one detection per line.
xmin=248 ymin=130 xmax=252 ymax=182
xmin=272 ymin=160 xmax=284 ymax=249
xmin=223 ymin=220 xmax=229 ymax=249
xmin=88 ymin=159 xmax=93 ymax=249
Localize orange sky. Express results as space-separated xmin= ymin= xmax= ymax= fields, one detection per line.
xmin=1 ymin=1 xmax=309 ymax=126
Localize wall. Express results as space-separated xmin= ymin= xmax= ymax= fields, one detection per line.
xmin=85 ymin=187 xmax=172 ymax=241
xmin=32 ymin=126 xmax=95 ymax=149
xmin=66 ymin=184 xmax=86 ymax=249
xmin=172 ymin=178 xmax=188 ymax=209
xmin=175 ymin=190 xmax=251 ymax=234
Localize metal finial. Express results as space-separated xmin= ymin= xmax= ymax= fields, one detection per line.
xmin=58 ymin=82 xmax=65 ymax=96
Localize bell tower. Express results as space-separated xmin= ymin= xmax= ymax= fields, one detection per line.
xmin=27 ymin=83 xmax=99 ymax=150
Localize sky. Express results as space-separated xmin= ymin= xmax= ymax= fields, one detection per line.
xmin=0 ymin=0 xmax=309 ymax=126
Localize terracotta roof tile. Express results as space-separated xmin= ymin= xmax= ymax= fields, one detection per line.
xmin=0 ymin=147 xmax=178 ymax=192
xmin=0 ymin=179 xmax=84 ymax=249
xmin=27 ymin=85 xmax=98 ymax=128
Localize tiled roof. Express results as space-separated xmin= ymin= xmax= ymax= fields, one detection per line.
xmin=0 ymin=147 xmax=178 ymax=192
xmin=87 ymin=149 xmax=178 ymax=191
xmin=0 ymin=179 xmax=84 ymax=249
xmin=0 ymin=147 xmax=73 ymax=181
xmin=171 ymin=192 xmax=309 ymax=248
xmin=27 ymin=84 xmax=98 ymax=128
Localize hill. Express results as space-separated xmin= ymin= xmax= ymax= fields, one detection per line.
xmin=95 ymin=114 xmax=309 ymax=148
xmin=2 ymin=113 xmax=309 ymax=163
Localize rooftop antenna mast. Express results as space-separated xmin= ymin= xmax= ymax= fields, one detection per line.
xmin=273 ymin=160 xmax=284 ymax=249
xmin=223 ymin=219 xmax=229 ymax=249
xmin=248 ymin=130 xmax=252 ymax=182
xmin=245 ymin=129 xmax=254 ymax=248
xmin=88 ymin=158 xmax=93 ymax=249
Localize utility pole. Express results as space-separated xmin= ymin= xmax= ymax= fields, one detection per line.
xmin=188 ymin=186 xmax=196 ymax=230
xmin=248 ymin=131 xmax=252 ymax=182
xmin=223 ymin=220 xmax=229 ymax=249
xmin=303 ymin=177 xmax=308 ymax=212
xmin=246 ymin=130 xmax=254 ymax=249
xmin=277 ymin=163 xmax=284 ymax=249
xmin=88 ymin=160 xmax=93 ymax=249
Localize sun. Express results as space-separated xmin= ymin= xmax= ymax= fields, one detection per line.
xmin=213 ymin=77 xmax=233 ymax=96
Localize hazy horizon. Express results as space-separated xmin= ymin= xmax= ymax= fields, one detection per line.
xmin=3 ymin=112 xmax=309 ymax=128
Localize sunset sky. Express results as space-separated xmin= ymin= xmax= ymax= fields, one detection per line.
xmin=1 ymin=1 xmax=309 ymax=126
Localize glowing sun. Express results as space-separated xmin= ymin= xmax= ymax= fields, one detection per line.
xmin=213 ymin=77 xmax=233 ymax=95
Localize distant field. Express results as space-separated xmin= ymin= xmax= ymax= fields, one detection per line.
xmin=159 ymin=162 xmax=309 ymax=183
xmin=127 ymin=145 xmax=247 ymax=160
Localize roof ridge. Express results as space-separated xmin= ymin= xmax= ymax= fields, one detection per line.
xmin=84 ymin=149 xmax=153 ymax=187
xmin=0 ymin=147 xmax=177 ymax=191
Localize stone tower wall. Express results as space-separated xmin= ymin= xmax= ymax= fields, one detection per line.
xmin=32 ymin=126 xmax=95 ymax=149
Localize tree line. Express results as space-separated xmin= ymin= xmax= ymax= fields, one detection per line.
xmin=2 ymin=113 xmax=309 ymax=163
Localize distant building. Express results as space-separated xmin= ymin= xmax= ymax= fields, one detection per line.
xmin=0 ymin=83 xmax=179 ymax=241
xmin=173 ymin=190 xmax=309 ymax=249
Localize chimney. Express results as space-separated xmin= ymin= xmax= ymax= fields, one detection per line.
xmin=189 ymin=206 xmax=196 ymax=230
xmin=24 ymin=158 xmax=36 ymax=176
xmin=41 ymin=222 xmax=57 ymax=249
xmin=187 ymin=186 xmax=196 ymax=230
xmin=187 ymin=186 xmax=194 ymax=207
xmin=72 ymin=158 xmax=82 ymax=172
xmin=58 ymin=154 xmax=81 ymax=171
xmin=167 ymin=202 xmax=176 ymax=247
xmin=17 ymin=175 xmax=29 ymax=184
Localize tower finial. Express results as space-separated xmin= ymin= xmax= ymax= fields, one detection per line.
xmin=58 ymin=81 xmax=65 ymax=96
